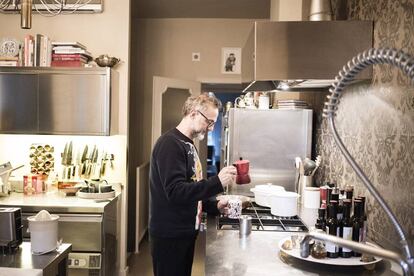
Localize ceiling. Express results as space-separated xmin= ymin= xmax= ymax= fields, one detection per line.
xmin=132 ymin=0 xmax=271 ymax=19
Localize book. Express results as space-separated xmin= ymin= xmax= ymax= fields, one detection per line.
xmin=34 ymin=34 xmax=43 ymax=67
xmin=51 ymin=41 xmax=87 ymax=50
xmin=52 ymin=53 xmax=92 ymax=61
xmin=24 ymin=34 xmax=34 ymax=66
xmin=51 ymin=60 xmax=86 ymax=67
xmin=53 ymin=48 xmax=92 ymax=58
xmin=0 ymin=61 xmax=18 ymax=66
xmin=52 ymin=56 xmax=88 ymax=62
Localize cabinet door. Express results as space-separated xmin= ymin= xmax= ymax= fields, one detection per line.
xmin=0 ymin=74 xmax=38 ymax=133
xmin=38 ymin=73 xmax=110 ymax=135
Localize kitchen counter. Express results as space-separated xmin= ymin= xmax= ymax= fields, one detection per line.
xmin=0 ymin=242 xmax=71 ymax=276
xmin=0 ymin=191 xmax=120 ymax=213
xmin=205 ymin=207 xmax=403 ymax=276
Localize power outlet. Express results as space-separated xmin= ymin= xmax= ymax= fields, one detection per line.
xmin=192 ymin=52 xmax=200 ymax=62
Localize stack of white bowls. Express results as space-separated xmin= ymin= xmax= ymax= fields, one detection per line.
xmin=251 ymin=183 xmax=300 ymax=217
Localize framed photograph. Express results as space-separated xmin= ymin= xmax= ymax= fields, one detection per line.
xmin=221 ymin=47 xmax=241 ymax=74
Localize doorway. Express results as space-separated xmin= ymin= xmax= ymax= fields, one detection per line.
xmin=202 ymin=83 xmax=243 ymax=176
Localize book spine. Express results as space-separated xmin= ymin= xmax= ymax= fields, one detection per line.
xmin=29 ymin=39 xmax=34 ymax=66
xmin=52 ymin=57 xmax=88 ymax=62
xmin=35 ymin=34 xmax=42 ymax=67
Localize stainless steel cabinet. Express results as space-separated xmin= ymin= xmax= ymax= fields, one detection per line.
xmin=0 ymin=73 xmax=38 ymax=132
xmin=0 ymin=67 xmax=118 ymax=135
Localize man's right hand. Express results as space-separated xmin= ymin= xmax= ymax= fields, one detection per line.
xmin=218 ymin=166 xmax=237 ymax=187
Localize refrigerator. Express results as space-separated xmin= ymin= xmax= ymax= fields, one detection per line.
xmin=221 ymin=108 xmax=312 ymax=194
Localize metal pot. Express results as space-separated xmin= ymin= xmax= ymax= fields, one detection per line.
xmin=233 ymin=158 xmax=250 ymax=184
xmin=250 ymin=184 xmax=285 ymax=207
xmin=269 ymin=191 xmax=300 ymax=217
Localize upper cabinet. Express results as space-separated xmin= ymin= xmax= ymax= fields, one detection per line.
xmin=0 ymin=67 xmax=118 ymax=136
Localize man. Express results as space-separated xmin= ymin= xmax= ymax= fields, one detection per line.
xmin=149 ymin=93 xmax=236 ymax=276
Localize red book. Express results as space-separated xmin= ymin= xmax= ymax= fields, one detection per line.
xmin=51 ymin=60 xmax=86 ymax=67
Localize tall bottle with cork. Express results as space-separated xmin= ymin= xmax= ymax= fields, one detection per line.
xmin=325 ymin=200 xmax=339 ymax=258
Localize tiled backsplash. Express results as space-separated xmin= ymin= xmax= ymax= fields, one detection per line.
xmin=314 ymin=0 xmax=414 ymax=252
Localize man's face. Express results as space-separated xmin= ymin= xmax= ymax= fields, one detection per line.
xmin=191 ymin=106 xmax=218 ymax=141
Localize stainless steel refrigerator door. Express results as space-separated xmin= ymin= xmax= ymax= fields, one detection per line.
xmin=228 ymin=108 xmax=312 ymax=192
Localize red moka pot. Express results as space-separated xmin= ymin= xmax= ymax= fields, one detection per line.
xmin=233 ymin=158 xmax=251 ymax=185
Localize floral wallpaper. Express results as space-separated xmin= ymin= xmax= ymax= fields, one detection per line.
xmin=314 ymin=0 xmax=414 ymax=253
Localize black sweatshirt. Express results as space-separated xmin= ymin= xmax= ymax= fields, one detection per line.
xmin=149 ymin=128 xmax=224 ymax=238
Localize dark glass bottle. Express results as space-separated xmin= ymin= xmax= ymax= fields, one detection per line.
xmin=326 ymin=201 xmax=339 ymax=258
xmin=358 ymin=196 xmax=367 ymax=243
xmin=340 ymin=200 xmax=353 ymax=258
xmin=352 ymin=200 xmax=364 ymax=257
xmin=315 ymin=208 xmax=326 ymax=231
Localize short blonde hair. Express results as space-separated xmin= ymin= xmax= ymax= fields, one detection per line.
xmin=182 ymin=93 xmax=221 ymax=116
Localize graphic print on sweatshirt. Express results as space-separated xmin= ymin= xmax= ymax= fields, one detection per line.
xmin=180 ymin=140 xmax=203 ymax=230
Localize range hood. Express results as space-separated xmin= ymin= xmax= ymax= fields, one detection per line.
xmin=241 ymin=20 xmax=373 ymax=91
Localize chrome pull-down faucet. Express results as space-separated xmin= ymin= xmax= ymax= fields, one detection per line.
xmin=314 ymin=48 xmax=414 ymax=276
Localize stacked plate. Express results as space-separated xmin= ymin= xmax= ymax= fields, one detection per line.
xmin=276 ymin=100 xmax=309 ymax=110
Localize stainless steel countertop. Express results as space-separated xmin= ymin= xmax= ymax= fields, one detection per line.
xmin=0 ymin=191 xmax=119 ymax=213
xmin=205 ymin=206 xmax=403 ymax=276
xmin=0 ymin=242 xmax=71 ymax=273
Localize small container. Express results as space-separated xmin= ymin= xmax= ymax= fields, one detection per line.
xmin=228 ymin=198 xmax=242 ymax=218
xmin=239 ymin=215 xmax=252 ymax=237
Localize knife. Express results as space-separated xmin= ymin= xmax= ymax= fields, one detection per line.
xmin=67 ymin=141 xmax=73 ymax=165
xmin=80 ymin=145 xmax=88 ymax=176
xmin=61 ymin=142 xmax=68 ymax=166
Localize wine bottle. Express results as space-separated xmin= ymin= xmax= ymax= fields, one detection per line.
xmin=358 ymin=196 xmax=367 ymax=243
xmin=326 ymin=201 xmax=339 ymax=258
xmin=340 ymin=200 xmax=353 ymax=258
xmin=352 ymin=200 xmax=363 ymax=257
xmin=315 ymin=208 xmax=326 ymax=231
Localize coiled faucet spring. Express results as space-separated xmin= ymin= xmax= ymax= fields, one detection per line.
xmin=320 ymin=47 xmax=414 ymax=274
xmin=323 ymin=48 xmax=414 ymax=117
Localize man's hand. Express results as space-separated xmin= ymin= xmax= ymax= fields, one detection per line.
xmin=218 ymin=166 xmax=237 ymax=187
xmin=217 ymin=198 xmax=229 ymax=215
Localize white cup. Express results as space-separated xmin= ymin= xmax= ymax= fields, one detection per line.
xmin=258 ymin=95 xmax=270 ymax=109
xmin=303 ymin=187 xmax=320 ymax=209
xmin=228 ymin=198 xmax=242 ymax=218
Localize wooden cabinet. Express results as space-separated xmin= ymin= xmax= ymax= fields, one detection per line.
xmin=0 ymin=67 xmax=118 ymax=135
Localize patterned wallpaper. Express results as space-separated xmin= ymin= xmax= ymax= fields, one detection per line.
xmin=314 ymin=0 xmax=414 ymax=253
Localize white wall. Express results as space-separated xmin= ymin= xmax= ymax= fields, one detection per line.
xmin=0 ymin=1 xmax=130 ymax=274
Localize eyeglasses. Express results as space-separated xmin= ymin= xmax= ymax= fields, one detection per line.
xmin=197 ymin=110 xmax=215 ymax=128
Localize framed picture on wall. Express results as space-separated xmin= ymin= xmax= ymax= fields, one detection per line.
xmin=221 ymin=47 xmax=241 ymax=74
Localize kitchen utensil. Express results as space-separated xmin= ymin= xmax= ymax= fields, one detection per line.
xmin=250 ymin=183 xmax=285 ymax=207
xmin=298 ymin=175 xmax=313 ymax=204
xmin=0 ymin=163 xmax=24 ymax=196
xmin=95 ymin=54 xmax=120 ymax=67
xmin=303 ymin=158 xmax=316 ymax=176
xmin=269 ymin=191 xmax=300 ymax=217
xmin=28 ymin=210 xmax=59 ymax=255
xmin=311 ymin=155 xmax=321 ymax=176
xmin=239 ymin=215 xmax=252 ymax=237
xmin=233 ymin=157 xmax=251 ymax=185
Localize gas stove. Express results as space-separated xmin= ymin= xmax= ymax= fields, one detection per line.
xmin=217 ymin=202 xmax=308 ymax=232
